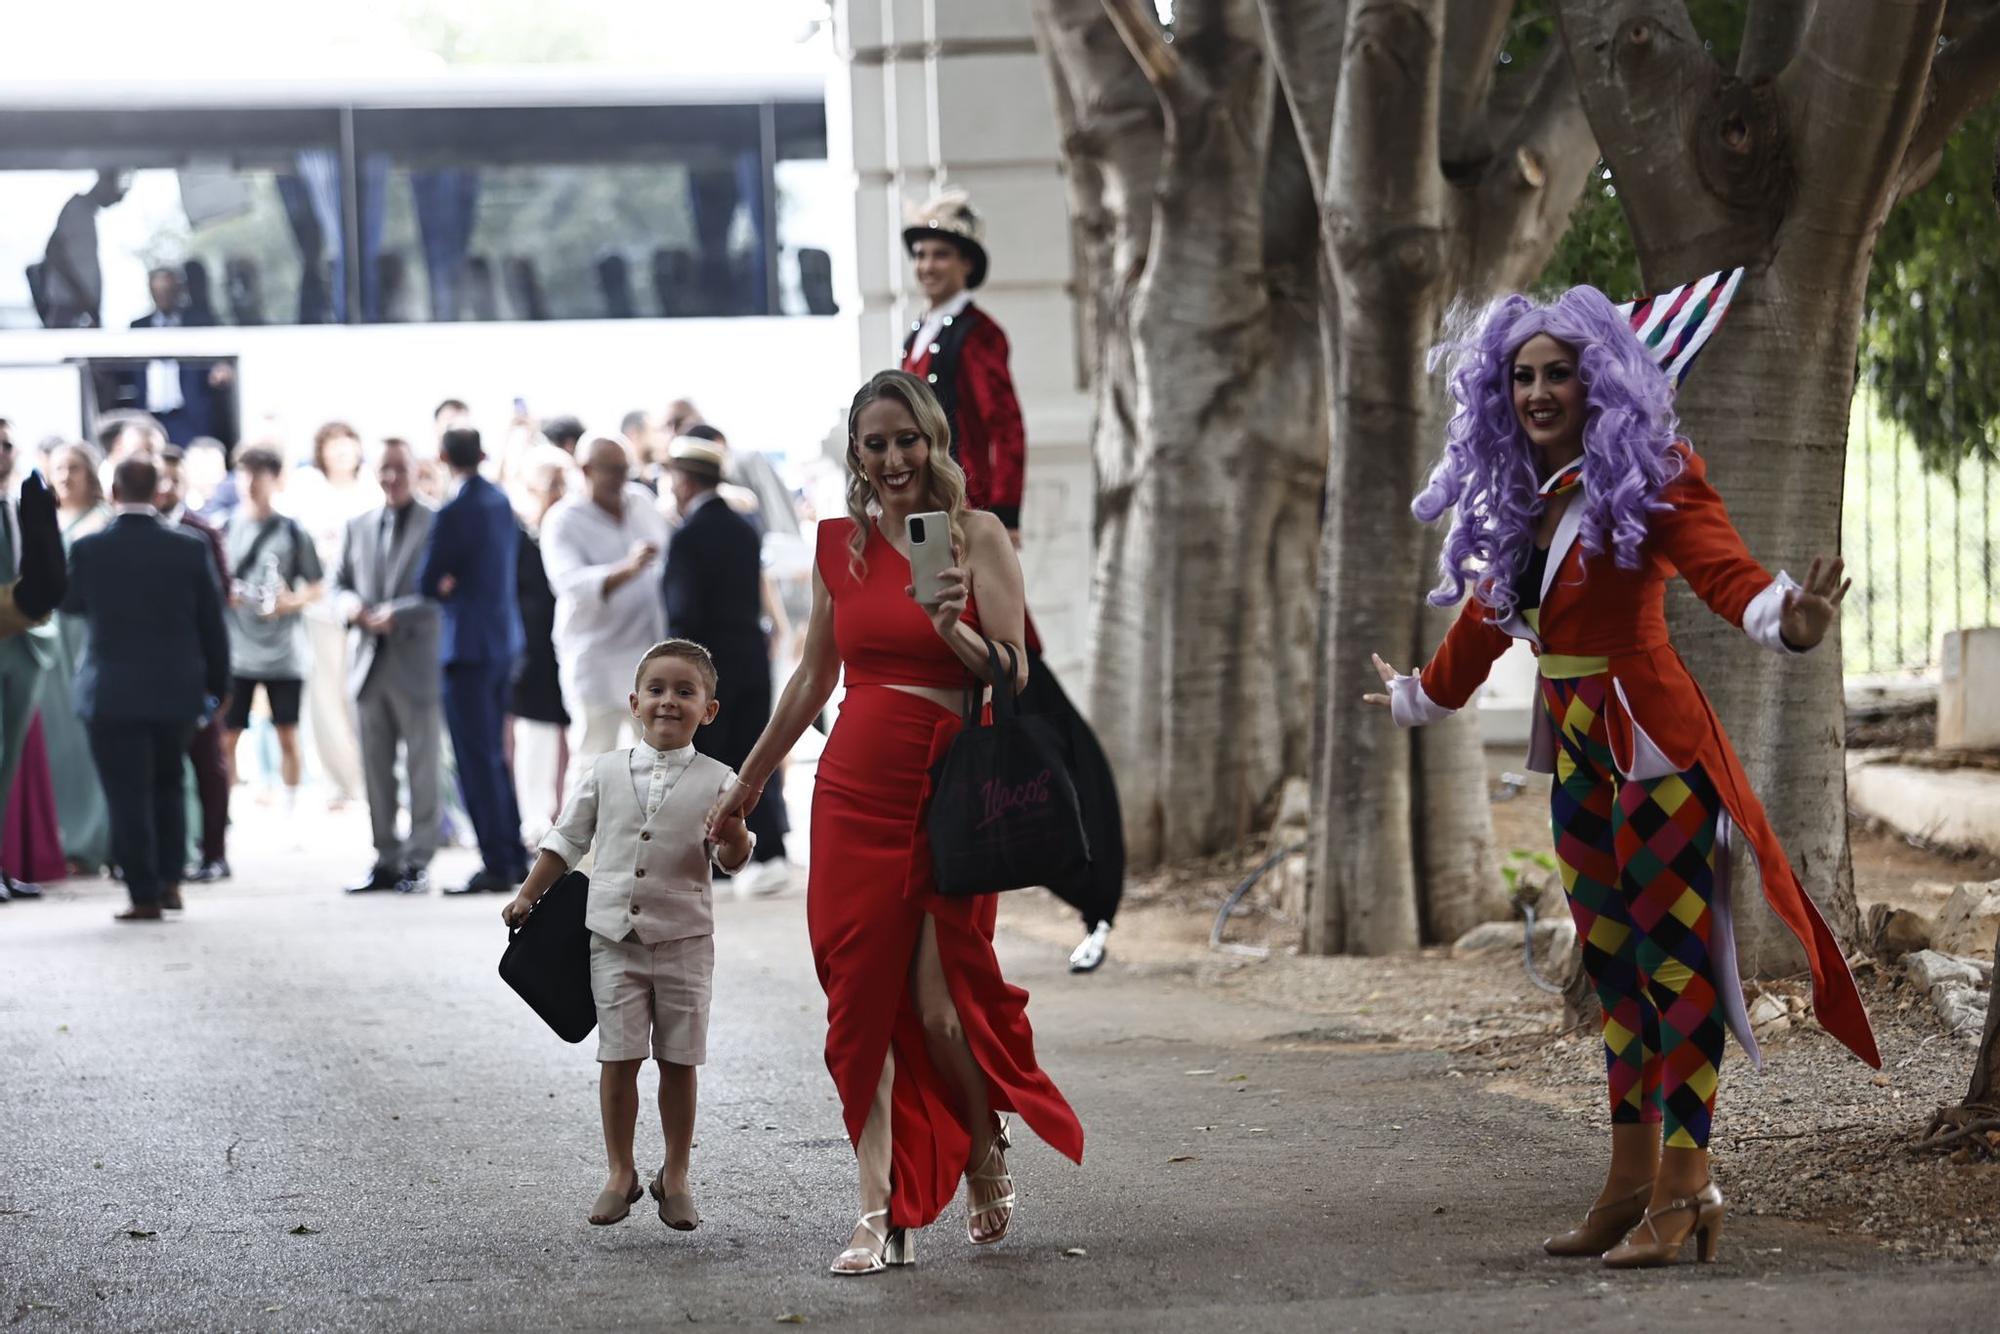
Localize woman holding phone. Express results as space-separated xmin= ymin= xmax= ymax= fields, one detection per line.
xmin=709 ymin=369 xmax=1082 ymax=1276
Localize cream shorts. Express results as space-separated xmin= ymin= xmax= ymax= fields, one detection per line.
xmin=588 ymin=931 xmax=714 ymax=1065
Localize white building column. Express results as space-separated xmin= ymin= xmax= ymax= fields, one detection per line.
xmin=832 ymin=0 xmax=1094 ymax=684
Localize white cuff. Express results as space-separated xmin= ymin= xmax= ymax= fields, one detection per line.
xmin=537 ymin=828 xmax=586 ymax=870
xmin=1742 ymin=572 xmax=1805 ymax=655
xmin=1389 ymin=673 xmax=1456 ymax=727
xmin=710 ymin=831 xmax=757 ymax=874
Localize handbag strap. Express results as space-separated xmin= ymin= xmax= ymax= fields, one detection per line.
xmin=961 ymin=635 xmax=1020 ymax=728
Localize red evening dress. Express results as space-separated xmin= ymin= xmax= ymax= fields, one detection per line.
xmin=809 ymin=518 xmax=1084 ymax=1228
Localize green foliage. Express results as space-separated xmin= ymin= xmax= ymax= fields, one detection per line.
xmin=1861 ymin=103 xmax=2000 ymax=471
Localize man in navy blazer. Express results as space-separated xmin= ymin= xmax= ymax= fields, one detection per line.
xmin=63 ymin=454 xmax=231 ymax=921
xmin=419 ymin=427 xmax=526 ymax=896
xmin=661 ymin=437 xmax=789 ymax=890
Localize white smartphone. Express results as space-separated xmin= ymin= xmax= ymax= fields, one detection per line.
xmin=906 ymin=511 xmax=952 ymax=605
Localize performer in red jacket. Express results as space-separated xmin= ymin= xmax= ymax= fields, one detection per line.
xmin=1365 ymin=280 xmax=1876 ymax=1270
xmin=900 ymin=188 xmax=1124 ymax=974
xmin=900 ymin=189 xmax=1026 ymax=536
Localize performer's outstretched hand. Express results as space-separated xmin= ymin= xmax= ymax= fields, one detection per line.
xmin=1781 ymin=556 xmax=1850 ymax=650
xmin=1361 ymin=653 xmax=1398 ymax=708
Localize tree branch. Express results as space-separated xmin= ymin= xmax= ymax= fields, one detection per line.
xmin=1438 ymin=0 xmax=1515 ymax=167
xmin=1463 ymin=43 xmax=1600 ymax=292
xmin=1327 ymin=0 xmax=1448 ymax=289
xmin=1899 ymin=4 xmax=2000 ymax=196
xmin=1739 ymin=0 xmax=1814 ymax=82
xmin=1788 ymin=0 xmax=1946 ymax=234
xmin=1551 ymin=0 xmax=1727 ymax=265
xmin=1252 ymin=0 xmax=1349 ymax=206
xmin=1102 ymin=0 xmax=1186 ymax=98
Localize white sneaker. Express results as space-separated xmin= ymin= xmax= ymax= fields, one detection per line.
xmin=1068 ymin=920 xmax=1110 ymax=973
xmin=732 ymin=860 xmax=794 ymax=900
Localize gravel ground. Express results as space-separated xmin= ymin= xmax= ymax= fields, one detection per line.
xmin=999 ymin=808 xmax=2000 ymax=1265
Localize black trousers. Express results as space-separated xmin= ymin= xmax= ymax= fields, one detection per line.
xmin=695 ymin=641 xmax=787 ymax=863
xmin=186 ymin=716 xmax=229 ymax=864
xmin=88 ymin=716 xmax=198 ymax=906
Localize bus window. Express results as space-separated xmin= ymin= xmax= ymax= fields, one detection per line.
xmin=0 ymin=107 xmax=346 ymax=331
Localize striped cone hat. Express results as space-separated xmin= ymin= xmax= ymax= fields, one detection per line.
xmin=1617 ymin=266 xmax=1744 ymax=388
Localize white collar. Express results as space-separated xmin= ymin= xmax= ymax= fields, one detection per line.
xmin=115 ymin=502 xmax=159 ymax=517
xmin=924 ymin=288 xmax=973 ymax=322
xmin=635 ymin=739 xmax=695 ymax=764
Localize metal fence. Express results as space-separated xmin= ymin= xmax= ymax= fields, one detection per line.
xmin=1843 ymin=390 xmax=2000 ymax=677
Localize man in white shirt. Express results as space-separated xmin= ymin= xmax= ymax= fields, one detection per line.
xmin=539 ymin=435 xmax=667 ymax=761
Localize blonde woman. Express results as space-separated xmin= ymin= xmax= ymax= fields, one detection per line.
xmin=709 ymin=370 xmax=1083 ymax=1275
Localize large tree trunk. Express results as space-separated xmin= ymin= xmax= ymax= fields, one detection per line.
xmin=1267 ymin=1 xmax=1595 ymax=952
xmin=1553 ymin=0 xmax=2000 ymax=965
xmin=1037 ymin=0 xmax=1326 ymax=869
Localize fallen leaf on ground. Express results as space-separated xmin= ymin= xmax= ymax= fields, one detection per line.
xmin=1183 ymin=1069 xmax=1215 ymax=1076
xmin=775 ymin=1317 xmax=807 ymax=1326
xmin=126 ymin=1230 xmax=156 ymax=1239
xmin=1063 ymin=1246 xmax=1088 ymax=1258
xmin=289 ymin=1225 xmax=318 ymax=1236
xmin=1168 ymin=1155 xmax=1196 ymax=1163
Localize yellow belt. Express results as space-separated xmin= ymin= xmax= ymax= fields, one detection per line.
xmin=1522 ymin=609 xmax=1610 ymax=678
xmin=1538 ymin=652 xmax=1612 ymax=679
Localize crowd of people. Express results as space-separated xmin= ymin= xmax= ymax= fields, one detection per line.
xmin=0 ymin=185 xmax=1136 ymax=1277
xmin=0 ymin=391 xmax=805 ymax=911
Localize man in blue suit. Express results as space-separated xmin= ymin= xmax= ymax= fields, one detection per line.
xmin=64 ymin=454 xmax=231 ymax=921
xmin=419 ymin=427 xmax=526 ymax=896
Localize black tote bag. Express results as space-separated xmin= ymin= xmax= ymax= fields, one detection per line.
xmin=498 ymin=870 xmax=596 ymax=1043
xmin=927 ymin=639 xmax=1091 ymax=897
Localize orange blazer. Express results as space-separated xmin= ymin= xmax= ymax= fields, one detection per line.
xmin=1409 ymin=444 xmax=1879 ymax=1069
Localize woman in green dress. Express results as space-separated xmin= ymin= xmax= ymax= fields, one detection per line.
xmin=42 ymin=441 xmax=112 ymax=872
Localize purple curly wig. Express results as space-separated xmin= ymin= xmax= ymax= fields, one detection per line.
xmin=1413 ymin=284 xmax=1685 ymax=619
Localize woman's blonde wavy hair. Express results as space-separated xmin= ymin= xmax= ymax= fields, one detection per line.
xmin=843 ymin=369 xmax=970 ymax=580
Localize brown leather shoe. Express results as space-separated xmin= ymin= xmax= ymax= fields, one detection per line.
xmin=1602 ymin=1181 xmax=1726 ymax=1268
xmin=161 ymin=889 xmax=185 ymax=911
xmin=1544 ymin=1182 xmax=1652 ymax=1257
xmin=115 ymin=904 xmax=165 ymax=922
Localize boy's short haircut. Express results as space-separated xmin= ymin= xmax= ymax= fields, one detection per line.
xmin=634 ymin=639 xmax=718 ymax=695
xmin=236 ymin=445 xmax=285 ymax=477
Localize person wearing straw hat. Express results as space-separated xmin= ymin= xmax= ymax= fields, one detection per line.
xmin=900 ymin=188 xmax=1025 ymax=540
xmin=1363 ymin=277 xmax=1875 ymax=1270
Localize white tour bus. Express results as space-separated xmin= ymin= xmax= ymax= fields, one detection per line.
xmin=0 ymin=67 xmax=856 ymax=464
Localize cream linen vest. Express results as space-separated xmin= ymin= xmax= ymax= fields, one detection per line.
xmin=582 ymin=747 xmax=732 ymax=945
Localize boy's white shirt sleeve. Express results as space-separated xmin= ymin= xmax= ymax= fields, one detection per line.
xmin=538 ymin=762 xmax=600 ymax=870
xmin=707 ymin=767 xmax=756 ymax=873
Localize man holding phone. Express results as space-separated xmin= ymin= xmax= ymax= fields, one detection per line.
xmin=900 ymin=188 xmax=1026 ymax=544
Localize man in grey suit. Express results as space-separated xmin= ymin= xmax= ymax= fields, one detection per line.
xmin=333 ymin=438 xmax=441 ymax=895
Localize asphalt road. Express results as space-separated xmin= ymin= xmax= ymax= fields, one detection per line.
xmin=2 ymin=808 xmax=1994 ymax=1332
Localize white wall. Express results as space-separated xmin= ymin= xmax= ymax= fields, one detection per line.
xmin=832 ymin=0 xmax=1094 ymax=685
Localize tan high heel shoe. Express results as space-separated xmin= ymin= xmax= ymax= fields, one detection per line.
xmin=1543 ymin=1182 xmax=1653 ymax=1257
xmin=1602 ymin=1181 xmax=1725 ymax=1268
xmin=966 ymin=1117 xmax=1015 ymax=1245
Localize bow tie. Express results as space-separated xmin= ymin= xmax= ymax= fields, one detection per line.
xmin=1538 ymin=461 xmax=1584 ymax=498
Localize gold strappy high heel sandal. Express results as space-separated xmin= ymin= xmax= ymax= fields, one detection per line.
xmin=1543 ymin=1182 xmax=1652 ymax=1257
xmin=829 ymin=1209 xmax=914 ymax=1276
xmin=966 ymin=1117 xmax=1016 ymax=1245
xmin=1602 ymin=1181 xmax=1726 ymax=1268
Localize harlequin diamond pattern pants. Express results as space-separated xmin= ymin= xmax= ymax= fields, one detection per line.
xmin=1544 ymin=674 xmax=1725 ymax=1151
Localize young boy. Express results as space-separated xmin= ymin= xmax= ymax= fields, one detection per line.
xmin=503 ymin=639 xmax=753 ymax=1229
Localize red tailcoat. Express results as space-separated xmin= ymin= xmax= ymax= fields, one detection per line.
xmin=1408 ymin=444 xmax=1879 ymax=1069
xmin=902 ymin=301 xmax=1026 ymax=530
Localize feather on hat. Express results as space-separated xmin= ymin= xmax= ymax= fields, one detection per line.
xmin=902 ymin=187 xmax=989 ymax=289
